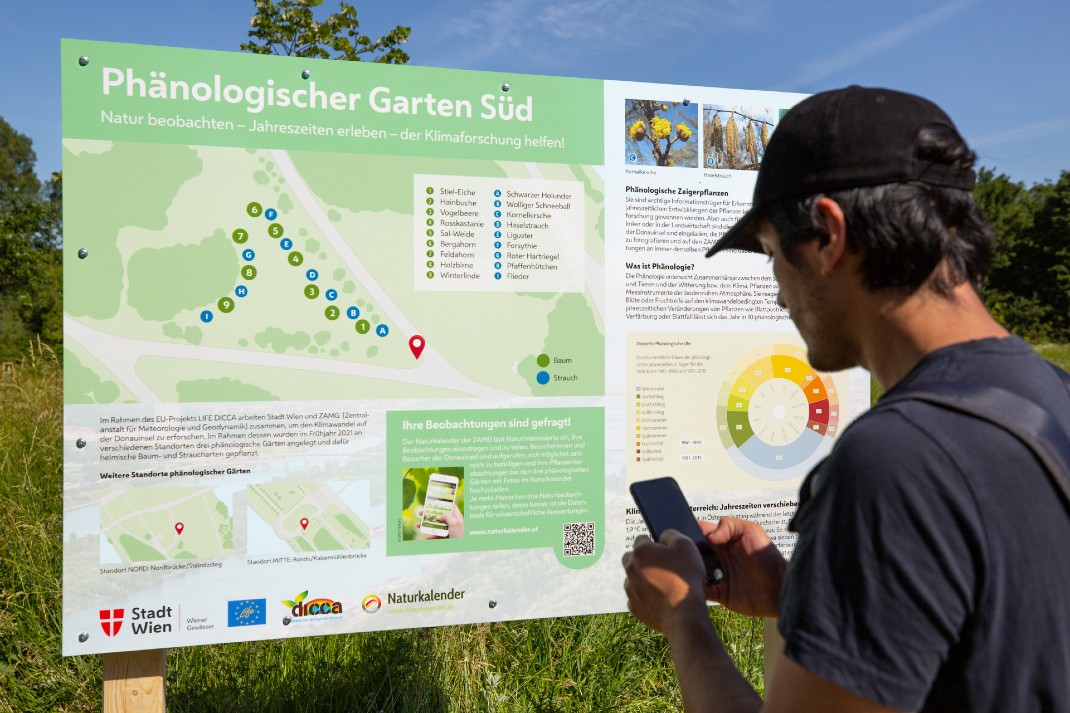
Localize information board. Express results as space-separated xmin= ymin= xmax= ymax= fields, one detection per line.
xmin=61 ymin=39 xmax=870 ymax=654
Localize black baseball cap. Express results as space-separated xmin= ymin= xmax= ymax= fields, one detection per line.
xmin=705 ymin=86 xmax=976 ymax=257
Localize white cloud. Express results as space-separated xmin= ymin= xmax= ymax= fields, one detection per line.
xmin=773 ymin=0 xmax=976 ymax=91
xmin=970 ymin=118 xmax=1070 ymax=148
xmin=425 ymin=0 xmax=767 ymax=71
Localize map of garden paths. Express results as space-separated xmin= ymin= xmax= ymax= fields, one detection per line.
xmin=246 ymin=481 xmax=371 ymax=553
xmin=100 ymin=487 xmax=234 ymax=561
xmin=63 ymin=142 xmax=606 ymax=405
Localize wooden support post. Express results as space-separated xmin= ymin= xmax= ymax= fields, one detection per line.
xmin=103 ymin=649 xmax=166 ymax=713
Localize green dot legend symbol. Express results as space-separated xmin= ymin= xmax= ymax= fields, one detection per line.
xmin=716 ymin=344 xmax=840 ymax=481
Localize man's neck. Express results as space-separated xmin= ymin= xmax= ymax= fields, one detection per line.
xmin=860 ymin=281 xmax=1010 ymax=391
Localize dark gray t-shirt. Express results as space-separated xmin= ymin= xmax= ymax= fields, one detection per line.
xmin=779 ymin=336 xmax=1070 ymax=712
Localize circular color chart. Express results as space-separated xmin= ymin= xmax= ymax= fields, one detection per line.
xmin=716 ymin=344 xmax=840 ymax=480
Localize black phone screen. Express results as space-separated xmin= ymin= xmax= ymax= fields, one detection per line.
xmin=629 ymin=476 xmax=725 ymax=584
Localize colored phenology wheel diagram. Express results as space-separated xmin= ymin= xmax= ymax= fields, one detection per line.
xmin=195 ymin=200 xmax=395 ymax=341
xmin=716 ymin=344 xmax=839 ymax=480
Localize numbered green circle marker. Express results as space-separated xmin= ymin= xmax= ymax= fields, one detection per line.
xmin=425 ymin=187 xmax=434 ymax=195
xmin=232 ymin=228 xmax=249 ymax=244
xmin=355 ymin=319 xmax=371 ymax=334
xmin=289 ymin=251 xmax=304 ymax=266
xmin=426 ymin=218 xmax=434 ymax=227
xmin=325 ymin=305 xmax=340 ymax=320
xmin=218 ymin=297 xmax=235 ymax=313
xmin=426 ymin=197 xmax=434 ymax=205
xmin=426 ymin=208 xmax=434 ymax=216
xmin=241 ymin=265 xmax=257 ymax=280
xmin=426 ymin=250 xmax=434 ymax=258
xmin=426 ymin=239 xmax=434 ymax=248
xmin=246 ymin=202 xmax=263 ymax=217
xmin=305 ymin=284 xmax=320 ymax=299
xmin=426 ymin=260 xmax=434 ymax=268
xmin=268 ymin=223 xmax=284 ymax=239
xmin=426 ymin=229 xmax=434 ymax=238
xmin=426 ymin=271 xmax=434 ymax=279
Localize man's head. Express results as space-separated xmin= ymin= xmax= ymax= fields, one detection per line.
xmin=706 ymin=86 xmax=993 ymax=295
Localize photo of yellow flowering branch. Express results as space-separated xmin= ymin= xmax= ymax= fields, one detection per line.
xmin=702 ymin=105 xmax=779 ymax=170
xmin=624 ymin=98 xmax=698 ymax=168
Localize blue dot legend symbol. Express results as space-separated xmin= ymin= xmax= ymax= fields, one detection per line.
xmin=494 ymin=272 xmax=502 ymax=280
xmin=536 ymin=371 xmax=550 ymax=385
xmin=494 ymin=189 xmax=502 ymax=197
xmin=265 ymin=208 xmax=278 ymax=220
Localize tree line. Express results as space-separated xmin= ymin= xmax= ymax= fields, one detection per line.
xmin=1 ymin=0 xmax=1068 ymax=358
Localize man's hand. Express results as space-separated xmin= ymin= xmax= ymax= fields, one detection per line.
xmin=622 ymin=529 xmax=711 ymax=637
xmin=701 ymin=517 xmax=786 ymax=618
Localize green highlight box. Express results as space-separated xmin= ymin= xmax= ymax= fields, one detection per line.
xmin=386 ymin=407 xmax=605 ymax=569
xmin=62 ymin=39 xmax=603 ymax=165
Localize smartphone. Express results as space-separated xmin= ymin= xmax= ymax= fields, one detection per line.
xmin=629 ymin=476 xmax=725 ymax=584
xmin=420 ymin=473 xmax=460 ymax=536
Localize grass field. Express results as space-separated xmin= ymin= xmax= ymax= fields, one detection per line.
xmin=0 ymin=344 xmax=764 ymax=712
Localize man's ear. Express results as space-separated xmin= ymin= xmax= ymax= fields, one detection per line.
xmin=813 ymin=197 xmax=848 ymax=274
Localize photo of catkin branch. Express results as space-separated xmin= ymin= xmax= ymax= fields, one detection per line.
xmin=624 ymin=98 xmax=699 ymax=168
xmin=703 ymin=105 xmax=777 ymax=170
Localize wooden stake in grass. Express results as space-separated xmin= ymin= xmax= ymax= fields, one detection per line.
xmin=103 ymin=650 xmax=166 ymax=713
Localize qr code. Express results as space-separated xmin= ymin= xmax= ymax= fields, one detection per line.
xmin=563 ymin=522 xmax=595 ymax=556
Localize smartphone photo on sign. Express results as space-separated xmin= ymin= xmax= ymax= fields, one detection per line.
xmin=420 ymin=473 xmax=460 ymax=537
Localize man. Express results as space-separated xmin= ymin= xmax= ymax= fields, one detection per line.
xmin=622 ymin=86 xmax=1070 ymax=712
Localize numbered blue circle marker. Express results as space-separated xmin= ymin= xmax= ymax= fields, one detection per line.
xmin=347 ymin=306 xmax=360 ymax=319
xmin=236 ymin=285 xmax=249 ymax=298
xmin=242 ymin=248 xmax=255 ymax=261
xmin=280 ymin=238 xmax=293 ymax=250
xmin=494 ymin=200 xmax=501 ymax=208
xmin=536 ymin=371 xmax=550 ymax=385
xmin=325 ymin=288 xmax=338 ymax=301
xmin=707 ymin=157 xmax=715 ymax=166
xmin=494 ymin=210 xmax=502 ymax=218
xmin=306 ymin=269 xmax=319 ymax=281
xmin=494 ymin=261 xmax=502 ymax=269
xmin=494 ymin=241 xmax=502 ymax=249
xmin=494 ymin=272 xmax=502 ymax=280
xmin=494 ymin=220 xmax=501 ymax=229
xmin=494 ymin=251 xmax=502 ymax=259
xmin=629 ymin=152 xmax=637 ymax=162
xmin=494 ymin=231 xmax=501 ymax=239
xmin=494 ymin=189 xmax=501 ymax=197
xmin=376 ymin=324 xmax=389 ymax=337
xmin=265 ymin=208 xmax=278 ymax=220
xmin=200 ymin=310 xmax=214 ymax=323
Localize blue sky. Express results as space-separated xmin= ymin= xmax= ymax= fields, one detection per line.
xmin=3 ymin=0 xmax=1068 ymax=186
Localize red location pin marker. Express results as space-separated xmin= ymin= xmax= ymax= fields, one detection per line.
xmin=408 ymin=335 xmax=426 ymax=360
xmin=300 ymin=518 xmax=309 ymax=531
xmin=174 ymin=522 xmax=184 ymax=535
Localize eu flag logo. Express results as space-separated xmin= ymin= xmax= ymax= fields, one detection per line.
xmin=228 ymin=599 xmax=266 ymax=627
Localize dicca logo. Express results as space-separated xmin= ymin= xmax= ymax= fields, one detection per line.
xmin=281 ymin=590 xmax=343 ymax=619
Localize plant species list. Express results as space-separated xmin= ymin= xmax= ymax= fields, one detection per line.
xmin=416 ymin=174 xmax=585 ymax=292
